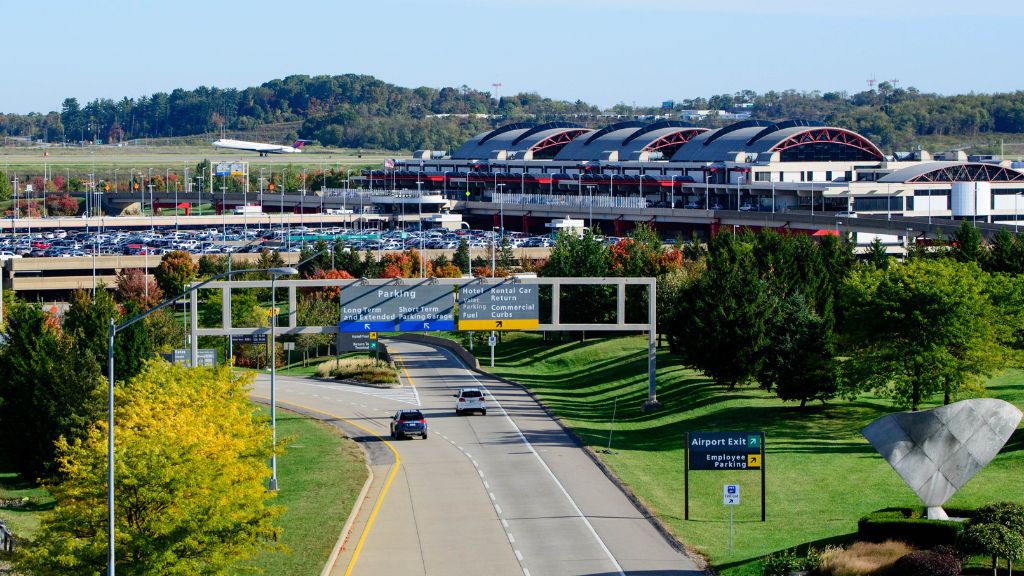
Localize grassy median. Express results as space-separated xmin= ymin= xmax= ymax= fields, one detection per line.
xmin=238 ymin=405 xmax=368 ymax=575
xmin=476 ymin=332 xmax=1024 ymax=575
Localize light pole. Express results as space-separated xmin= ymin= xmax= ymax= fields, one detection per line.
xmin=268 ymin=266 xmax=299 ymax=491
xmin=104 ymin=265 xmax=296 ymax=575
xmin=705 ymin=170 xmax=710 ymax=212
xmin=671 ymin=174 xmax=678 ymax=208
xmin=148 ymin=168 xmax=154 ymax=232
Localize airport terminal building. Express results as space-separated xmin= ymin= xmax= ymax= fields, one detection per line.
xmin=369 ymin=119 xmax=1024 ymax=223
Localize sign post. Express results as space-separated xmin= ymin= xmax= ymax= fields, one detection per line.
xmin=724 ymin=484 xmax=740 ymax=554
xmin=685 ymin=431 xmax=765 ymax=521
xmin=488 ymin=332 xmax=496 ymax=367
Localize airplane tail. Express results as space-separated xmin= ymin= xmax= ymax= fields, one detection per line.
xmin=292 ymin=139 xmax=311 ymax=149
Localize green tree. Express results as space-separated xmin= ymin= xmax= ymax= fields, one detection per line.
xmin=541 ymin=229 xmax=613 ymax=324
xmin=299 ymin=239 xmax=332 ymax=276
xmin=19 ymin=362 xmax=283 ymax=574
xmin=453 ymin=238 xmax=470 ymax=274
xmin=989 ymin=229 xmax=1024 ymax=274
xmin=0 ymin=170 xmax=12 ymax=201
xmin=62 ymin=288 xmax=118 ymax=371
xmin=757 ymin=293 xmax=838 ymax=406
xmin=669 ymin=233 xmax=770 ymax=389
xmin=866 ymin=237 xmax=890 ymax=269
xmin=951 ymin=220 xmax=986 ymax=264
xmin=497 ymin=236 xmax=515 ymax=271
xmin=841 ymin=259 xmax=1007 ymax=410
xmin=0 ymin=302 xmax=102 ymax=478
xmin=333 ymin=239 xmax=362 ymax=276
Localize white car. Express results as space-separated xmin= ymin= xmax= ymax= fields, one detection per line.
xmin=454 ymin=388 xmax=487 ymax=416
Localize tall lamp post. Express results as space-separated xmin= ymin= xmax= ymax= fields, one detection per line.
xmin=105 ymin=266 xmax=298 ymax=575
xmin=268 ymin=266 xmax=299 ymax=491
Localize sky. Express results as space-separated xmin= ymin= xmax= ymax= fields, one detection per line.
xmin=3 ymin=0 xmax=1021 ymax=114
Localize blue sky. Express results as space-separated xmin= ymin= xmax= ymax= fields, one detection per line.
xmin=3 ymin=0 xmax=1019 ymax=114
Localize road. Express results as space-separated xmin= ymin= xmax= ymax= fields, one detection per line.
xmin=252 ymin=339 xmax=701 ymax=576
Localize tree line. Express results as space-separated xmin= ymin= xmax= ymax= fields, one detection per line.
xmin=3 ymin=75 xmax=1024 ymax=152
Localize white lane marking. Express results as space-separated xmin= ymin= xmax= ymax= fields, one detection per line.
xmin=484 ymin=481 xmax=490 ymax=489
xmin=524 ymin=569 xmax=531 ymax=576
xmin=478 ymin=470 xmax=485 ymax=478
xmin=515 ymin=550 xmax=524 ymax=561
xmin=508 ymin=534 xmax=516 ymax=544
xmin=495 ymin=504 xmax=503 ymax=515
xmin=436 ymin=347 xmax=626 ymax=576
xmin=502 ymin=519 xmax=509 ymax=528
xmin=489 ymin=492 xmax=496 ymax=501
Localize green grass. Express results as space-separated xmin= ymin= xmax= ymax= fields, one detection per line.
xmin=474 ymin=333 xmax=1024 ymax=575
xmin=0 ymin=462 xmax=55 ymax=539
xmin=234 ymin=405 xmax=368 ymax=575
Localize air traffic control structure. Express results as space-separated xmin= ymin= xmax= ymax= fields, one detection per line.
xmin=366 ymin=119 xmax=1024 ymax=224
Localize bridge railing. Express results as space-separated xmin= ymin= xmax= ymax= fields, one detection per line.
xmin=493 ymin=192 xmax=646 ymax=210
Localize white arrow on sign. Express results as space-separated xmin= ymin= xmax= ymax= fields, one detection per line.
xmin=364 ymin=323 xmax=371 ymax=330
xmin=424 ymin=322 xmax=430 ymax=329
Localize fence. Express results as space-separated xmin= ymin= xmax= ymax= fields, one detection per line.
xmin=493 ymin=192 xmax=646 ymax=210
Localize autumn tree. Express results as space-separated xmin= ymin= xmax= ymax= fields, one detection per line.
xmin=19 ymin=362 xmax=283 ymax=574
xmin=154 ymin=250 xmax=198 ymax=297
xmin=114 ymin=268 xmax=163 ymax=309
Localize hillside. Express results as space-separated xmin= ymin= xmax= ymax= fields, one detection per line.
xmin=2 ymin=74 xmax=1024 ymax=156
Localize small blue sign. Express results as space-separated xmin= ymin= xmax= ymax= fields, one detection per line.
xmin=339 ymin=321 xmax=394 ymax=333
xmin=398 ymin=320 xmax=455 ymax=332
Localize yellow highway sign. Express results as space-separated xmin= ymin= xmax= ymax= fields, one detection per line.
xmin=458 ymin=319 xmax=539 ymax=331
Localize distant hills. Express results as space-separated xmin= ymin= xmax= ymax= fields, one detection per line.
xmin=2 ymin=74 xmax=1024 ymax=154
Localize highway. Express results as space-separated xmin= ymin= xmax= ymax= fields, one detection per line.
xmin=252 ymin=339 xmax=701 ymax=576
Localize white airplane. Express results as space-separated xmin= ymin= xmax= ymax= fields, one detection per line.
xmin=212 ymin=138 xmax=310 ymax=156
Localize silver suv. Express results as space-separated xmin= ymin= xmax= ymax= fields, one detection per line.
xmin=454 ymin=388 xmax=487 ymax=416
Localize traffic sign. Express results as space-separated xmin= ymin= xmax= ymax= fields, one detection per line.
xmin=398 ymin=320 xmax=456 ymax=331
xmin=369 ymin=332 xmax=378 ymax=340
xmin=723 ymin=484 xmax=740 ymax=505
xmin=337 ymin=333 xmax=372 ymax=352
xmin=488 ymin=334 xmax=497 ymax=346
xmin=340 ymin=284 xmax=454 ymax=332
xmin=458 ymin=284 xmax=539 ymax=331
xmin=687 ymin=431 xmax=764 ymax=470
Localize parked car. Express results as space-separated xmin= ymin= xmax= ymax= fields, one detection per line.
xmin=390 ymin=410 xmax=428 ymax=440
xmin=454 ymin=388 xmax=487 ymax=416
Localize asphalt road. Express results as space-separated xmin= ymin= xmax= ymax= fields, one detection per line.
xmin=252 ymin=339 xmax=701 ymax=576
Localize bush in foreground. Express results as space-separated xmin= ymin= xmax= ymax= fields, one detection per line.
xmin=817 ymin=540 xmax=913 ymax=576
xmin=889 ymin=548 xmax=961 ymax=576
xmin=315 ymin=357 xmax=398 ymax=384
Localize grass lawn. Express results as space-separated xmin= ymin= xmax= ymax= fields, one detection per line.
xmin=474 ymin=332 xmax=1024 ymax=575
xmin=234 ymin=405 xmax=368 ymax=575
xmin=0 ymin=460 xmax=54 ymax=539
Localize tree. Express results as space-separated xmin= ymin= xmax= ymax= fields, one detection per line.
xmin=757 ymin=293 xmax=838 ymax=406
xmin=19 ymin=362 xmax=283 ymax=574
xmin=154 ymin=250 xmax=198 ymax=297
xmin=541 ymin=229 xmax=613 ymax=324
xmin=960 ymin=502 xmax=1024 ymax=574
xmin=841 ymin=259 xmax=1007 ymax=410
xmin=497 ymin=236 xmax=515 ymax=271
xmin=989 ymin=229 xmax=1024 ymax=274
xmin=866 ymin=236 xmax=890 ymax=269
xmin=453 ymin=238 xmax=470 ymax=274
xmin=669 ymin=232 xmax=771 ymax=388
xmin=62 ymin=288 xmax=118 ymax=372
xmin=951 ymin=220 xmax=986 ymax=265
xmin=0 ymin=170 xmax=11 ymax=201
xmin=114 ymin=268 xmax=163 ymax=309
xmin=0 ymin=302 xmax=103 ymax=478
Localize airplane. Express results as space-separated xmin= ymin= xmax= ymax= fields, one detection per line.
xmin=212 ymin=138 xmax=311 ymax=156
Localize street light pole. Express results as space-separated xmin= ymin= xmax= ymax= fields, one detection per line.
xmin=268 ymin=267 xmax=299 ymax=491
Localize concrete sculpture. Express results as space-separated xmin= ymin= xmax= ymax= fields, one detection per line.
xmin=862 ymin=398 xmax=1022 ymax=520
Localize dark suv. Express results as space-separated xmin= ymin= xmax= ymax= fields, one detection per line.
xmin=390 ymin=410 xmax=428 ymax=440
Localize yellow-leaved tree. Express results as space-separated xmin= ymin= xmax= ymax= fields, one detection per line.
xmin=20 ymin=361 xmax=284 ymax=575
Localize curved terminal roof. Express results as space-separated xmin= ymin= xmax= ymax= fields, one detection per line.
xmin=880 ymin=162 xmax=1024 ymax=183
xmin=452 ymin=122 xmax=591 ymax=160
xmin=554 ymin=120 xmax=709 ymax=162
xmin=451 ymin=119 xmax=883 ymax=164
xmin=670 ymin=121 xmax=884 ymax=163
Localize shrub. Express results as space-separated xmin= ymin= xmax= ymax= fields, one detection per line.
xmin=315 ymin=357 xmax=398 ymax=384
xmin=858 ymin=508 xmax=964 ymax=548
xmin=959 ymin=522 xmax=1024 ymax=573
xmin=889 ymin=549 xmax=961 ymax=576
xmin=818 ymin=540 xmax=913 ymax=576
xmin=761 ymin=548 xmax=800 ymax=576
